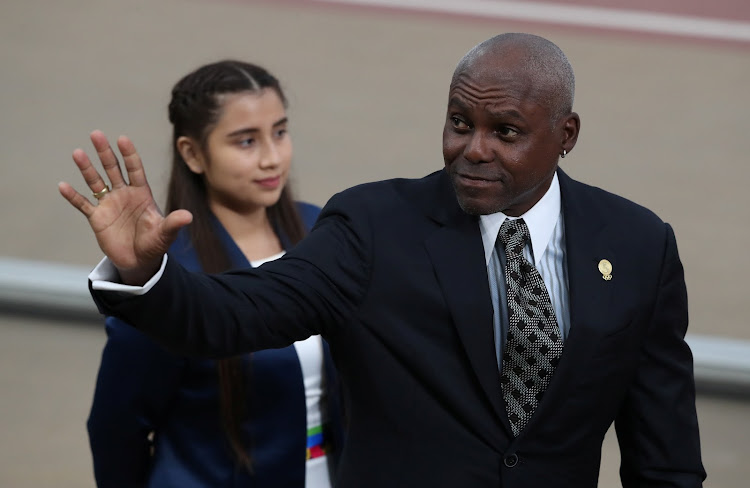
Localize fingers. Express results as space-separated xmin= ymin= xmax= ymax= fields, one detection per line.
xmin=58 ymin=181 xmax=96 ymax=218
xmin=90 ymin=130 xmax=128 ymax=189
xmin=68 ymin=131 xmax=150 ymax=209
xmin=117 ymin=136 xmax=149 ymax=188
xmin=72 ymin=147 xmax=110 ymax=195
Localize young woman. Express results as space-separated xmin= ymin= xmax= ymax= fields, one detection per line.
xmin=86 ymin=60 xmax=343 ymax=488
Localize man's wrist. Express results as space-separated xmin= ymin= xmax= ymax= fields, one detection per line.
xmin=90 ymin=255 xmax=168 ymax=295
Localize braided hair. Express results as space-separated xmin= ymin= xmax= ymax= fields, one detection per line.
xmin=164 ymin=60 xmax=306 ymax=470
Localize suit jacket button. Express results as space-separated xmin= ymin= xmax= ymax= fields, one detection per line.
xmin=503 ymin=453 xmax=519 ymax=468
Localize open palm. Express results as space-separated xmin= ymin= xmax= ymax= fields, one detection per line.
xmin=58 ymin=130 xmax=192 ymax=285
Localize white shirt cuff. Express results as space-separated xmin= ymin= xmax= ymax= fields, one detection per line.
xmin=89 ymin=254 xmax=168 ymax=295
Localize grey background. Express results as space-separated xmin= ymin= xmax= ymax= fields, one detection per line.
xmin=1 ymin=0 xmax=748 ymax=486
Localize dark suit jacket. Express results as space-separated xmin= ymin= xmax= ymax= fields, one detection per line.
xmin=92 ymin=168 xmax=705 ymax=487
xmin=87 ymin=202 xmax=344 ymax=488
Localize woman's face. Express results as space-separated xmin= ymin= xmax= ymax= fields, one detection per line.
xmin=199 ymin=89 xmax=292 ymax=214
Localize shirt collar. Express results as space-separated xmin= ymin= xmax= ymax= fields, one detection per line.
xmin=479 ymin=171 xmax=562 ymax=265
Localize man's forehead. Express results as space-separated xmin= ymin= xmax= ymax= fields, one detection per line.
xmin=451 ymin=67 xmax=528 ymax=85
xmin=448 ymin=71 xmax=552 ymax=120
xmin=449 ymin=66 xmax=536 ymax=99
xmin=447 ymin=91 xmax=547 ymax=121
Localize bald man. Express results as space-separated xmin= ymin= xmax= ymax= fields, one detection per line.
xmin=65 ymin=33 xmax=705 ymax=487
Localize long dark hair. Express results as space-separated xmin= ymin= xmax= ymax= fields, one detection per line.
xmin=165 ymin=60 xmax=307 ymax=469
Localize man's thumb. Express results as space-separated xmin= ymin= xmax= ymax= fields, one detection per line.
xmin=161 ymin=210 xmax=193 ymax=245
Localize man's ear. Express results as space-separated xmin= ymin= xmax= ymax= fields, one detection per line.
xmin=176 ymin=136 xmax=205 ymax=174
xmin=560 ymin=112 xmax=581 ymax=156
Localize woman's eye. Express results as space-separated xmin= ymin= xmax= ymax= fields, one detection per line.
xmin=239 ymin=138 xmax=255 ymax=147
xmin=275 ymin=128 xmax=288 ymax=138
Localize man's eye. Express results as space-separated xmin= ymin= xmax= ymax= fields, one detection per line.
xmin=497 ymin=127 xmax=518 ymax=137
xmin=451 ymin=117 xmax=469 ymax=129
xmin=275 ymin=129 xmax=288 ymax=138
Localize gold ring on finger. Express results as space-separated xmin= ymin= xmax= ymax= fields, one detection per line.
xmin=92 ymin=185 xmax=111 ymax=200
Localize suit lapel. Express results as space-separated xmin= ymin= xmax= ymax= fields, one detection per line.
xmin=561 ymin=173 xmax=617 ymax=351
xmin=520 ymin=169 xmax=616 ymax=434
xmin=422 ymin=171 xmax=511 ymax=432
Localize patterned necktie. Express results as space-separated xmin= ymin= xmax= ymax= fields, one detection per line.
xmin=497 ymin=218 xmax=563 ymax=436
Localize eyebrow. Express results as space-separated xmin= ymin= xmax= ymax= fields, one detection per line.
xmin=226 ymin=117 xmax=288 ymax=138
xmin=447 ymin=96 xmax=470 ymax=112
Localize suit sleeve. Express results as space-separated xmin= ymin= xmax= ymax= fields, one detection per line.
xmin=614 ymin=223 xmax=706 ymax=487
xmin=89 ymin=190 xmax=372 ymax=358
xmin=87 ymin=317 xmax=184 ymax=487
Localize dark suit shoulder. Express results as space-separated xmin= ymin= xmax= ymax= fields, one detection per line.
xmin=322 ymin=170 xmax=448 ymax=221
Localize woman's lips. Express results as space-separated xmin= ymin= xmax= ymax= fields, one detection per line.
xmin=255 ymin=176 xmax=281 ymax=189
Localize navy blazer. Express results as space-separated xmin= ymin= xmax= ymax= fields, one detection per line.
xmin=92 ymin=169 xmax=705 ymax=487
xmin=87 ymin=202 xmax=344 ymax=488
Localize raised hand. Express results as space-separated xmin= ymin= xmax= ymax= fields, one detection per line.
xmin=59 ymin=130 xmax=193 ymax=285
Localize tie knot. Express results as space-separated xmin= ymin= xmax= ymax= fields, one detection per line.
xmin=498 ymin=218 xmax=530 ymax=259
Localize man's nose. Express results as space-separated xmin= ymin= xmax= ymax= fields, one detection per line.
xmin=463 ymin=131 xmax=493 ymax=163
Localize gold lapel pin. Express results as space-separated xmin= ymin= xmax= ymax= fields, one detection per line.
xmin=598 ymin=259 xmax=613 ymax=281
